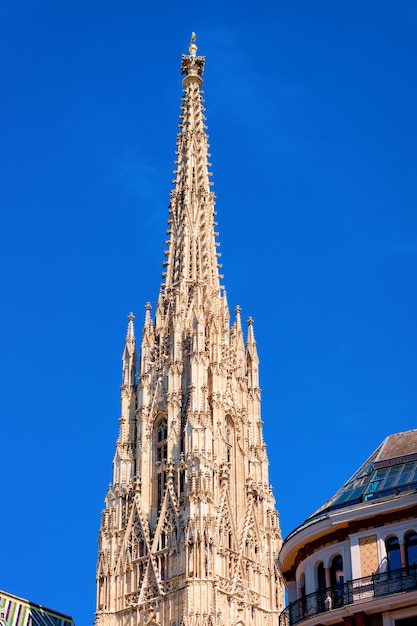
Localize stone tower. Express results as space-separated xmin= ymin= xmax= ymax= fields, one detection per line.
xmin=95 ymin=34 xmax=283 ymax=626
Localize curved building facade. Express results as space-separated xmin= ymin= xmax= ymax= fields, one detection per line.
xmin=279 ymin=430 xmax=417 ymax=626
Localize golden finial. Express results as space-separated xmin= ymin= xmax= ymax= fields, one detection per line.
xmin=189 ymin=32 xmax=197 ymax=56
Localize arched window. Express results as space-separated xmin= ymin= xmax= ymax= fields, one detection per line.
xmin=225 ymin=415 xmax=236 ymax=499
xmin=154 ymin=417 xmax=168 ymax=509
xmin=316 ymin=562 xmax=327 ymax=614
xmin=225 ymin=416 xmax=234 ymax=465
xmin=298 ymin=572 xmax=306 ymax=617
xmin=298 ymin=572 xmax=305 ymax=597
xmin=156 ymin=418 xmax=168 ymax=461
xmin=317 ymin=562 xmax=326 ymax=590
xmin=330 ymin=555 xmax=344 ymax=586
xmin=405 ymin=531 xmax=417 ymax=570
xmin=330 ymin=555 xmax=345 ymax=608
xmin=300 ymin=578 xmax=306 ymax=615
xmin=386 ymin=536 xmax=401 ymax=572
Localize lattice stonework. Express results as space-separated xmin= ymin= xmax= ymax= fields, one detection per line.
xmin=359 ymin=535 xmax=379 ymax=576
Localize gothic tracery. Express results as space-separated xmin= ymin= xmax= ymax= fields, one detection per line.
xmin=95 ymin=35 xmax=283 ymax=626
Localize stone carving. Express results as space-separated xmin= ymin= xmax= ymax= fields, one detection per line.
xmin=95 ymin=35 xmax=283 ymax=626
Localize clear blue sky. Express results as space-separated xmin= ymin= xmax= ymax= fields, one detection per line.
xmin=1 ymin=1 xmax=416 ymax=624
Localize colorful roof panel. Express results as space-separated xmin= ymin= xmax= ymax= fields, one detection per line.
xmin=0 ymin=591 xmax=74 ymax=626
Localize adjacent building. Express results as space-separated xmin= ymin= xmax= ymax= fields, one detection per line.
xmin=279 ymin=429 xmax=417 ymax=626
xmin=0 ymin=590 xmax=74 ymax=626
xmin=95 ymin=35 xmax=283 ymax=626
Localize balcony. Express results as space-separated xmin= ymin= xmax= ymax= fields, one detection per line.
xmin=279 ymin=565 xmax=417 ymax=626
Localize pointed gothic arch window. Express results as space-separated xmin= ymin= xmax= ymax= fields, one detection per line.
xmin=154 ymin=416 xmax=168 ymax=509
xmin=225 ymin=415 xmax=237 ymax=515
xmin=157 ymin=473 xmax=165 ymax=510
xmin=179 ymin=465 xmax=185 ymax=500
xmin=98 ymin=576 xmax=105 ymax=611
xmin=317 ymin=562 xmax=326 ymax=590
xmin=134 ymin=526 xmax=145 ymax=558
xmin=159 ymin=549 xmax=167 ymax=580
xmin=225 ymin=414 xmax=235 ymax=467
xmin=138 ymin=537 xmax=145 ymax=558
xmin=156 ymin=417 xmax=168 ymax=461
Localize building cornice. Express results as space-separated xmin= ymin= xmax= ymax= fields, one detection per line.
xmin=280 ymin=499 xmax=417 ymax=581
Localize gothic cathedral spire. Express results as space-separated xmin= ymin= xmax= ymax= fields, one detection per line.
xmin=95 ymin=35 xmax=283 ymax=626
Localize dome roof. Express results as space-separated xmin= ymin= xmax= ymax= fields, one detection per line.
xmin=288 ymin=429 xmax=417 ymax=539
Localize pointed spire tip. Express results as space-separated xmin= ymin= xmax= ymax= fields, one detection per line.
xmin=144 ymin=302 xmax=152 ymax=329
xmin=126 ymin=311 xmax=135 ymax=341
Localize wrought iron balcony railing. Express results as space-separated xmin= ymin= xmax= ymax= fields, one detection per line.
xmin=279 ymin=565 xmax=417 ymax=626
